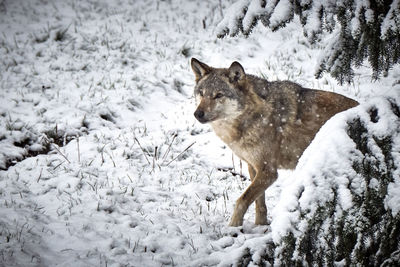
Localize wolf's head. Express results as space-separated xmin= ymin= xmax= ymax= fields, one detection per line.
xmin=191 ymin=58 xmax=247 ymax=124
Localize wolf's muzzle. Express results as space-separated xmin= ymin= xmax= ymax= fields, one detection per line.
xmin=194 ymin=110 xmax=208 ymax=123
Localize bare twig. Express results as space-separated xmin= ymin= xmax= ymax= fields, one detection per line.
xmin=37 ymin=168 xmax=43 ymax=183
xmin=165 ymin=142 xmax=195 ymax=166
xmin=161 ymin=133 xmax=178 ymax=163
xmin=134 ymin=137 xmax=150 ymax=165
xmin=77 ymin=136 xmax=80 ymax=163
xmin=53 ymin=160 xmax=65 ymax=170
xmin=106 ymin=151 xmax=116 ymax=167
xmin=152 ymin=146 xmax=161 ymax=172
xmin=42 ymin=134 xmax=70 ymax=163
xmin=100 ymin=144 xmax=106 ymax=165
xmin=126 ymin=174 xmax=133 ymax=183
xmin=52 ymin=143 xmax=71 ymax=163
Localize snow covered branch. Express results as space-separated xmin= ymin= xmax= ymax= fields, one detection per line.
xmin=217 ymin=0 xmax=400 ymax=84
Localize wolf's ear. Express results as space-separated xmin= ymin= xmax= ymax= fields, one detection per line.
xmin=191 ymin=58 xmax=211 ymax=81
xmin=228 ymin=61 xmax=245 ymax=83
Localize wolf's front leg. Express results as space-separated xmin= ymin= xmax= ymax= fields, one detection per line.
xmin=229 ymin=169 xmax=276 ymax=227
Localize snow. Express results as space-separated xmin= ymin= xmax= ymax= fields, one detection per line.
xmin=242 ymin=0 xmax=266 ymax=34
xmin=269 ymin=0 xmax=293 ymax=30
xmin=271 ymin=104 xmax=360 ymax=243
xmin=303 ymin=2 xmax=322 ymax=40
xmin=215 ymin=0 xmax=251 ymax=37
xmin=0 ymin=0 xmax=399 ymax=266
xmin=381 ymin=0 xmax=400 ymax=38
xmin=351 ymin=0 xmax=374 ymax=36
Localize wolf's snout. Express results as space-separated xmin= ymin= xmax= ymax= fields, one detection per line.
xmin=194 ymin=109 xmax=204 ymax=119
xmin=194 ymin=109 xmax=207 ymax=123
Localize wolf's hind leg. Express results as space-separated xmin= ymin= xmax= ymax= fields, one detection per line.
xmin=255 ymin=192 xmax=268 ymax=225
xmin=249 ymin=166 xmax=268 ymax=225
xmin=229 ymin=168 xmax=276 ymax=227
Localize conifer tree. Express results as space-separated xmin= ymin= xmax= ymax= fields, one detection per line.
xmin=217 ymin=0 xmax=400 ymax=84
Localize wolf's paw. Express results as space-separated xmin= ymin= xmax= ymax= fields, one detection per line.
xmin=229 ymin=216 xmax=243 ymax=227
xmin=255 ymin=216 xmax=268 ymax=226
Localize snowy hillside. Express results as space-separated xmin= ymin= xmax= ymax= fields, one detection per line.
xmin=0 ymin=0 xmax=399 ymax=266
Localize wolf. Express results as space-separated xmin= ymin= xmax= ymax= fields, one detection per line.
xmin=191 ymin=58 xmax=359 ymax=227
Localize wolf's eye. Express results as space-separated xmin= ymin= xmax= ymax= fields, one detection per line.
xmin=198 ymin=90 xmax=204 ymax=97
xmin=214 ymin=93 xmax=223 ymax=99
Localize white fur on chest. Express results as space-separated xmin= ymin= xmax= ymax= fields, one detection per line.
xmin=211 ymin=120 xmax=262 ymax=166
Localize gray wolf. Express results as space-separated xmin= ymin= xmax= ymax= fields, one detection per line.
xmin=191 ymin=58 xmax=358 ymax=226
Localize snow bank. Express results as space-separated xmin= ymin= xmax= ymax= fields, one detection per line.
xmin=260 ymin=93 xmax=400 ymax=265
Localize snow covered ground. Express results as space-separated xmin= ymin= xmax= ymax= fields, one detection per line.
xmin=0 ymin=0 xmax=399 ymax=266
